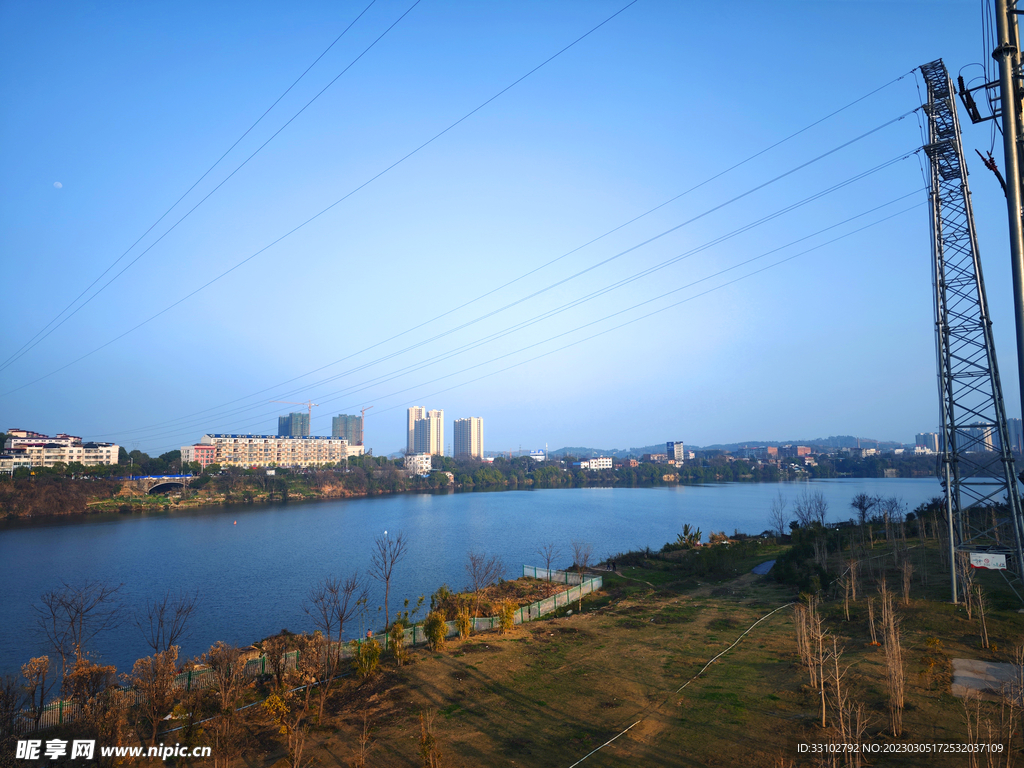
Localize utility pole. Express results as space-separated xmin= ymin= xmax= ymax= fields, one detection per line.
xmin=994 ymin=0 xmax=1024 ymax=424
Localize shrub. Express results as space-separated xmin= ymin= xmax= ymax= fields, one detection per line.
xmin=389 ymin=622 xmax=407 ymax=667
xmin=350 ymin=637 xmax=381 ymax=678
xmin=455 ymin=605 xmax=472 ymax=640
xmin=430 ymin=585 xmax=459 ymax=621
xmin=424 ymin=610 xmax=447 ymax=651
xmin=497 ymin=599 xmax=516 ymax=635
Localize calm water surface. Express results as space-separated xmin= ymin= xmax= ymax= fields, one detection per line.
xmin=0 ymin=478 xmax=940 ymax=675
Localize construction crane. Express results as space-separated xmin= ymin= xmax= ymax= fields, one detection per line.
xmin=271 ymin=400 xmax=319 ymax=433
xmin=359 ymin=405 xmax=373 ymax=446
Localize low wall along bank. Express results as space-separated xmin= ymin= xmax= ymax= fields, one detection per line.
xmin=15 ymin=568 xmax=603 ymax=735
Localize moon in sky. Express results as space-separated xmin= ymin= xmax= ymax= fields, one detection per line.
xmin=53 ymin=182 xmax=62 ymax=189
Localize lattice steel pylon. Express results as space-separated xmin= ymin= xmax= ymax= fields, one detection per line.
xmin=921 ymin=59 xmax=1024 ymax=603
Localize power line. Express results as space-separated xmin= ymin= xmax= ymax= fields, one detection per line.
xmin=356 ymin=202 xmax=926 ymax=425
xmin=0 ymin=0 xmax=382 ymax=373
xmin=1 ymin=104 xmax=916 ymax=404
xmin=133 ymin=194 xmax=923 ymax=450
xmin=150 ymin=69 xmax=915 ymax=426
xmin=0 ymin=0 xmax=641 ymax=394
xmin=91 ymin=142 xmax=918 ymax=443
xmin=116 ymin=174 xmax=920 ymax=447
xmin=145 ymin=200 xmax=923 ymax=454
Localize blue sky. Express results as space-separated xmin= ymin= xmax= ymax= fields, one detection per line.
xmin=0 ymin=1 xmax=1015 ymax=456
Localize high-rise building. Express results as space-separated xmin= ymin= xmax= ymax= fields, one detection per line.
xmin=963 ymin=423 xmax=997 ymax=452
xmin=413 ymin=409 xmax=444 ymax=455
xmin=1008 ymin=418 xmax=1023 ymax=453
xmin=915 ymin=432 xmax=940 ymax=453
xmin=278 ymin=412 xmax=310 ymax=437
xmin=407 ymin=406 xmax=426 ymax=454
xmin=666 ymin=441 xmax=685 ymax=464
xmin=454 ymin=417 xmax=484 ymax=460
xmin=332 ymin=414 xmax=362 ymax=444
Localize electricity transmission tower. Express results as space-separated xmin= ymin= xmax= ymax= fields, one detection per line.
xmin=921 ymin=59 xmax=1024 ymax=602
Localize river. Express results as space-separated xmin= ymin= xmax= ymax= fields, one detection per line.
xmin=0 ymin=478 xmax=941 ymax=676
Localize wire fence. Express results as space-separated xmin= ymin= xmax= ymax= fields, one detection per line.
xmin=521 ymin=564 xmax=586 ymax=584
xmin=13 ymin=569 xmax=602 ymax=736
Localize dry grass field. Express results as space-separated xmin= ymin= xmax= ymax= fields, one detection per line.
xmin=230 ymin=538 xmax=1024 ymax=768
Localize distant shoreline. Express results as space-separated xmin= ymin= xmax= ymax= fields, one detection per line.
xmin=0 ymin=474 xmax=942 ymax=527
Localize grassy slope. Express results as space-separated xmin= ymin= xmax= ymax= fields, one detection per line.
xmin=241 ymin=541 xmax=1023 ymax=768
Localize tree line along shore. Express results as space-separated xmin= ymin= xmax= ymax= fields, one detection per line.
xmin=0 ymin=448 xmax=938 ymax=519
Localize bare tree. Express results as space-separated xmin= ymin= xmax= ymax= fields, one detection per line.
xmin=793 ymin=490 xmax=827 ymax=528
xmin=369 ymin=531 xmax=408 ymax=631
xmin=205 ymin=642 xmax=251 ymax=768
xmin=879 ymin=582 xmax=905 ymax=737
xmin=21 ymin=657 xmax=53 ymax=731
xmin=767 ymin=492 xmax=789 ymax=538
xmin=850 ymin=493 xmax=878 ymax=526
xmin=536 ymin=542 xmax=562 ymax=572
xmin=570 ymin=540 xmax=593 ymax=611
xmin=131 ymin=646 xmax=179 ymax=748
xmin=354 ymin=714 xmax=374 ymax=768
xmin=304 ymin=573 xmax=365 ymax=720
xmin=807 ymin=491 xmax=829 ymax=526
xmin=258 ymin=634 xmax=291 ymax=691
xmin=974 ymin=584 xmax=990 ymax=650
xmin=465 ymin=552 xmax=505 ymax=616
xmin=135 ymin=588 xmax=199 ymax=654
xmin=879 ymin=496 xmax=906 ymax=523
xmin=36 ymin=580 xmax=123 ymax=681
xmin=0 ymin=674 xmax=25 ymax=745
xmin=263 ymin=633 xmax=320 ymax=768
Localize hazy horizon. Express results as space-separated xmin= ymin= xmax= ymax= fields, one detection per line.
xmin=2 ymin=2 xmax=1017 ymax=457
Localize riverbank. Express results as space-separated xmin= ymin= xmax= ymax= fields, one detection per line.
xmin=0 ymin=480 xmax=944 ymax=678
xmin=9 ymin=531 xmax=1019 ymax=767
xmin=1 ymin=449 xmax=941 ymax=520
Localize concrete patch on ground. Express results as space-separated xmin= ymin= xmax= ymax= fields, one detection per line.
xmin=751 ymin=560 xmax=775 ymax=575
xmin=951 ymin=658 xmax=1020 ymax=701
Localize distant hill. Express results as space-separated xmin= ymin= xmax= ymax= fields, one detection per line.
xmin=549 ymin=444 xmax=672 ymax=459
xmin=549 ymin=446 xmax=624 ymax=458
xmin=700 ymin=435 xmax=903 ymax=451
xmin=548 ymin=435 xmax=905 ymax=459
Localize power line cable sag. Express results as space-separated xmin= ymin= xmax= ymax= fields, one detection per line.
xmin=0 ymin=0 xmax=382 ymax=373
xmin=72 ymin=72 xmax=919 ymax=435
xmin=0 ymin=0 xmax=636 ymax=381
xmin=138 ymin=182 xmax=915 ymax=453
xmin=134 ymin=71 xmax=913 ymax=434
xmin=95 ymin=149 xmax=917 ymax=441
xmin=4 ymin=102 xmax=916 ymax=404
xmin=200 ymin=160 xmax=925 ymax=427
xmin=120 ymin=179 xmax=921 ymax=445
xmin=119 ymin=177 xmax=921 ymax=446
xmin=139 ymin=198 xmax=923 ymax=449
xmin=124 ymin=147 xmax=917 ymax=444
xmin=324 ymin=202 xmax=926 ymax=427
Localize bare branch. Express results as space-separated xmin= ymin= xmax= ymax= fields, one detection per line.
xmin=135 ymin=588 xmax=199 ymax=654
xmin=368 ymin=531 xmax=408 ymax=630
xmin=767 ymin=492 xmax=788 ymax=538
xmin=465 ymin=552 xmax=505 ymax=615
xmin=35 ymin=580 xmax=123 ymax=677
xmin=535 ymin=542 xmax=562 ymax=572
xmin=570 ymin=540 xmax=593 ymax=612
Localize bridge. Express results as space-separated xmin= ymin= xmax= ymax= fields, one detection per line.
xmin=119 ymin=474 xmax=196 ymax=495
